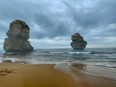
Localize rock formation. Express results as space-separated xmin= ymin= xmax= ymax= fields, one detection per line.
xmin=3 ymin=20 xmax=34 ymax=52
xmin=70 ymin=33 xmax=87 ymax=50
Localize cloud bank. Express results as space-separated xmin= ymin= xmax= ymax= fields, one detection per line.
xmin=0 ymin=0 xmax=116 ymax=48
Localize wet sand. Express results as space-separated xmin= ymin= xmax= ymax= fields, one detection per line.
xmin=0 ymin=63 xmax=116 ymax=87
xmin=71 ymin=63 xmax=116 ymax=87
xmin=0 ymin=63 xmax=78 ymax=87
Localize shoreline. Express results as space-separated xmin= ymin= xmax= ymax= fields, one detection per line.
xmin=0 ymin=63 xmax=116 ymax=87
xmin=54 ymin=63 xmax=116 ymax=87
xmin=71 ymin=63 xmax=116 ymax=87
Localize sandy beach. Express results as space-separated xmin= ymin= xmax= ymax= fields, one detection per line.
xmin=0 ymin=63 xmax=78 ymax=87
xmin=0 ymin=63 xmax=116 ymax=87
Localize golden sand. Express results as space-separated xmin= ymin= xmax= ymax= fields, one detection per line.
xmin=0 ymin=63 xmax=78 ymax=87
xmin=0 ymin=63 xmax=116 ymax=87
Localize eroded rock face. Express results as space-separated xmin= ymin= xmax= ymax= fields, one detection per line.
xmin=3 ymin=20 xmax=34 ymax=52
xmin=70 ymin=33 xmax=87 ymax=50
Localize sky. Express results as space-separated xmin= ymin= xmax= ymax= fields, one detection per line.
xmin=0 ymin=0 xmax=116 ymax=49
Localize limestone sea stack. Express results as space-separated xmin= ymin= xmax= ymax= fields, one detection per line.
xmin=70 ymin=33 xmax=87 ymax=50
xmin=3 ymin=20 xmax=34 ymax=52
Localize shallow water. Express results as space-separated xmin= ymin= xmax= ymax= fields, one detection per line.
xmin=0 ymin=48 xmax=116 ymax=80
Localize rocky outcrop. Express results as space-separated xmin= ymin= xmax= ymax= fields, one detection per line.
xmin=3 ymin=20 xmax=34 ymax=52
xmin=70 ymin=33 xmax=87 ymax=50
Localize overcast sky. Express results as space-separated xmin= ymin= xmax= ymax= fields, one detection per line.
xmin=0 ymin=0 xmax=116 ymax=49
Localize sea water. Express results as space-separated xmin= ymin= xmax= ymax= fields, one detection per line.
xmin=0 ymin=48 xmax=116 ymax=80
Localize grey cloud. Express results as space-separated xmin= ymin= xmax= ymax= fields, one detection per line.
xmin=96 ymin=28 xmax=116 ymax=37
xmin=67 ymin=0 xmax=116 ymax=38
xmin=63 ymin=1 xmax=100 ymax=27
xmin=34 ymin=13 xmax=54 ymax=30
xmin=0 ymin=0 xmax=116 ymax=43
xmin=33 ymin=12 xmax=73 ymax=38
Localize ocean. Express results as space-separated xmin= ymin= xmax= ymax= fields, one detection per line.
xmin=0 ymin=48 xmax=116 ymax=80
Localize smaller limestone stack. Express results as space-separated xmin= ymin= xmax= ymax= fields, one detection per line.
xmin=3 ymin=20 xmax=34 ymax=52
xmin=70 ymin=33 xmax=87 ymax=50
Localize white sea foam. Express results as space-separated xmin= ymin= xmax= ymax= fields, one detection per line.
xmin=68 ymin=51 xmax=92 ymax=54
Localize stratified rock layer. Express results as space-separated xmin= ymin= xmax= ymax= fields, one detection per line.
xmin=70 ymin=33 xmax=87 ymax=50
xmin=3 ymin=20 xmax=34 ymax=52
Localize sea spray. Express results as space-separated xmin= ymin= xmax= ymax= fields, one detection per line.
xmin=54 ymin=63 xmax=72 ymax=73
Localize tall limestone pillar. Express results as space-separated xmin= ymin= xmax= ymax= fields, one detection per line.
xmin=70 ymin=33 xmax=87 ymax=50
xmin=3 ymin=20 xmax=34 ymax=52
